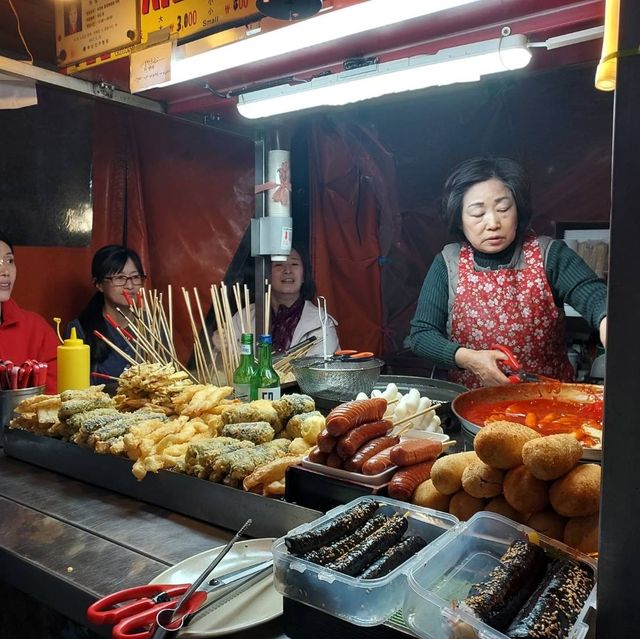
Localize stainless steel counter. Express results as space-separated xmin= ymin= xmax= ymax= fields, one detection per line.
xmin=0 ymin=453 xmax=286 ymax=638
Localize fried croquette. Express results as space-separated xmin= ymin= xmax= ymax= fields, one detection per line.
xmin=484 ymin=496 xmax=528 ymax=524
xmin=461 ymin=461 xmax=504 ymax=498
xmin=431 ymin=451 xmax=478 ymax=495
xmin=549 ymin=464 xmax=601 ymax=517
xmin=527 ymin=509 xmax=567 ymax=542
xmin=522 ymin=434 xmax=583 ymax=480
xmin=564 ymin=513 xmax=599 ymax=554
xmin=449 ymin=490 xmax=486 ymax=521
xmin=474 ymin=421 xmax=540 ymax=469
xmin=412 ymin=479 xmax=451 ymax=511
xmin=503 ymin=465 xmax=549 ymax=514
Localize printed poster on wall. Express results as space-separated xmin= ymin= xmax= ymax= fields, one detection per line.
xmin=55 ymin=0 xmax=140 ymax=66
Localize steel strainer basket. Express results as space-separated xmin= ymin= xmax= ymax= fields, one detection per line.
xmin=291 ymin=356 xmax=384 ymax=400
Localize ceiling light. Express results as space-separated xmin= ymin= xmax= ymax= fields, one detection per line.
xmin=237 ymin=34 xmax=532 ymax=119
xmin=166 ymin=0 xmax=482 ymax=86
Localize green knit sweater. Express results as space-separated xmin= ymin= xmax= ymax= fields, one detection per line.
xmin=409 ymin=239 xmax=608 ymax=369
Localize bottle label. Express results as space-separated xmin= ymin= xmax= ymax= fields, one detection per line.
xmin=258 ymin=387 xmax=281 ymax=401
xmin=234 ymin=383 xmax=251 ymax=402
xmin=240 ymin=343 xmax=252 ymax=356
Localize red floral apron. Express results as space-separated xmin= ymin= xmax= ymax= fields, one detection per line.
xmin=449 ymin=237 xmax=574 ymax=389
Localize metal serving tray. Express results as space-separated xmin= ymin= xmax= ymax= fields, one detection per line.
xmin=3 ymin=429 xmax=321 ymax=539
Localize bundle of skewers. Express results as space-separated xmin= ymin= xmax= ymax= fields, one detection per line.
xmin=93 ymin=279 xmax=319 ymax=390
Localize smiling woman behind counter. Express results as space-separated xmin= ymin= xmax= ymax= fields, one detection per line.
xmin=0 ymin=232 xmax=58 ymax=393
xmin=213 ymin=244 xmax=340 ymax=356
xmin=67 ymin=245 xmax=146 ymax=389
xmin=409 ymin=157 xmax=608 ymax=389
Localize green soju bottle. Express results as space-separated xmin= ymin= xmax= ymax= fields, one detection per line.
xmin=251 ymin=334 xmax=281 ymax=401
xmin=233 ymin=333 xmax=257 ymax=402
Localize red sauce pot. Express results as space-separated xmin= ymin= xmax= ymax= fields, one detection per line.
xmin=452 ymin=382 xmax=604 ymax=456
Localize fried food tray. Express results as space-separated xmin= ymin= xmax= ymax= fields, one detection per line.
xmin=3 ymin=429 xmax=321 ymax=539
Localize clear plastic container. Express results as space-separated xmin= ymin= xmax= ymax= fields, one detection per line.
xmin=403 ymin=512 xmax=597 ymax=639
xmin=272 ymin=495 xmax=458 ymax=626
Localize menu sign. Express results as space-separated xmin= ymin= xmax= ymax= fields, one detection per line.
xmin=55 ymin=0 xmax=140 ymax=66
xmin=63 ymin=0 xmax=260 ymax=73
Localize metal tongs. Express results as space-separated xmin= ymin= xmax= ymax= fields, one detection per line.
xmin=151 ymin=518 xmax=254 ymax=638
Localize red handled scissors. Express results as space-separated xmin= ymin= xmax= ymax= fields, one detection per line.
xmin=87 ymin=582 xmax=206 ymax=639
xmin=88 ymin=518 xmax=254 ymax=639
xmin=492 ymin=344 xmax=546 ymax=384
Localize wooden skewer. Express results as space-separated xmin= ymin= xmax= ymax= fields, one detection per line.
xmin=194 ymin=287 xmax=221 ymax=385
xmin=211 ymin=285 xmax=232 ymax=384
xmin=265 ymin=281 xmax=272 ymax=335
xmin=93 ymin=330 xmax=139 ymax=366
xmin=244 ymin=285 xmax=251 ymax=335
xmin=220 ymin=283 xmax=239 ymax=369
xmin=233 ymin=283 xmax=245 ymax=336
xmin=182 ymin=287 xmax=207 ymax=382
xmin=167 ymin=284 xmax=174 ymax=351
xmin=391 ymin=402 xmax=443 ymax=429
xmin=91 ymin=371 xmax=120 ymax=381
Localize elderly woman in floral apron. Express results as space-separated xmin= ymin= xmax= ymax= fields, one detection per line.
xmin=409 ymin=157 xmax=608 ymax=388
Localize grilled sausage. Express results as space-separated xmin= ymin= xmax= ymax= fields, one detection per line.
xmin=336 ymin=419 xmax=392 ymax=459
xmin=343 ymin=436 xmax=399 ymax=473
xmin=302 ymin=514 xmax=388 ymax=566
xmin=388 ymin=461 xmax=435 ymax=502
xmin=307 ymin=446 xmax=328 ymax=464
xmin=389 ymin=439 xmax=443 ymax=467
xmin=327 ymin=513 xmax=408 ymax=576
xmin=284 ymin=499 xmax=379 ymax=555
xmin=506 ymin=559 xmax=594 ymax=638
xmin=316 ymin=429 xmax=337 ymax=453
xmin=360 ymin=535 xmax=427 ymax=579
xmin=362 ymin=447 xmax=396 ymax=475
xmin=461 ymin=540 xmax=547 ymax=632
xmin=326 ymin=451 xmax=343 ymax=468
xmin=326 ymin=398 xmax=387 ymax=436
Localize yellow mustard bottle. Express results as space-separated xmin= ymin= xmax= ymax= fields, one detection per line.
xmin=57 ymin=327 xmax=90 ymax=392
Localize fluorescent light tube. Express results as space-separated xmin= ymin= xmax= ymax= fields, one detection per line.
xmin=237 ymin=34 xmax=532 ymax=119
xmin=167 ymin=0 xmax=482 ymax=85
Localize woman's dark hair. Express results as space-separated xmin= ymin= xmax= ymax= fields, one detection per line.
xmin=291 ymin=242 xmax=316 ymax=301
xmin=78 ymin=245 xmax=145 ymax=365
xmin=0 ymin=233 xmax=14 ymax=252
xmin=441 ymin=157 xmax=533 ymax=242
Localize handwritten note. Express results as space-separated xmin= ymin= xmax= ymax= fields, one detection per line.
xmin=130 ymin=41 xmax=172 ymax=93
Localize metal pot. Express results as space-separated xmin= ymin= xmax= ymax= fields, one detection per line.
xmin=452 ymin=382 xmax=604 ymax=459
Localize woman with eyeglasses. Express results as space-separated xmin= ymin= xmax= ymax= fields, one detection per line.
xmin=0 ymin=232 xmax=58 ymax=393
xmin=67 ymin=245 xmax=146 ymax=387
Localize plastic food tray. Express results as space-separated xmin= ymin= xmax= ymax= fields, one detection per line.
xmin=272 ymin=495 xmax=459 ymax=627
xmin=403 ymin=512 xmax=597 ymax=639
xmin=301 ymin=432 xmax=450 ymax=486
xmin=300 ymin=456 xmax=396 ymax=486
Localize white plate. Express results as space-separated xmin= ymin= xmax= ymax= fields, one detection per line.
xmin=149 ymin=538 xmax=281 ymax=637
xmin=301 ymin=455 xmax=396 ymax=485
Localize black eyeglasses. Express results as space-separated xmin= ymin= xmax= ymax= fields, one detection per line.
xmin=103 ymin=274 xmax=146 ymax=287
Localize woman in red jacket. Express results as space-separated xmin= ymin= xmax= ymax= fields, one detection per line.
xmin=0 ymin=233 xmax=58 ymax=393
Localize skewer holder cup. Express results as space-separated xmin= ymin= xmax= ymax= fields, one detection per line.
xmin=0 ymin=386 xmax=46 ymax=439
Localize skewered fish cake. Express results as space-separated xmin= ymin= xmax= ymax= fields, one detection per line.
xmin=218 ymin=444 xmax=287 ymax=487
xmin=59 ymin=394 xmax=114 ymax=419
xmin=186 ymin=439 xmax=255 ymax=479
